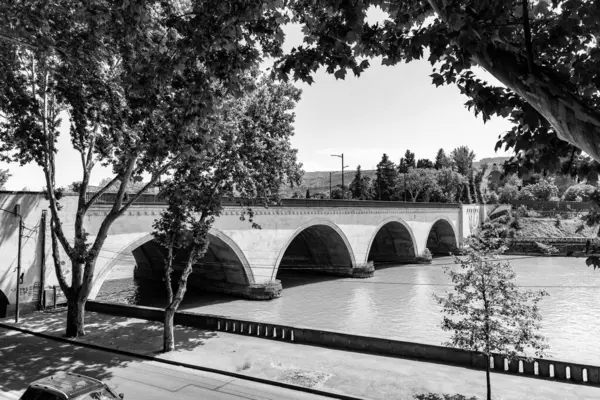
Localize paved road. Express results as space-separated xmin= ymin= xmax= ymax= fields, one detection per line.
xmin=0 ymin=328 xmax=338 ymax=400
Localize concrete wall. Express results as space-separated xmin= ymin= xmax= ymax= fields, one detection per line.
xmin=0 ymin=192 xmax=75 ymax=317
xmin=87 ymin=301 xmax=600 ymax=386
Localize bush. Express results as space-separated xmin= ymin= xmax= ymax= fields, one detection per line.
xmin=520 ymin=177 xmax=559 ymax=201
xmin=549 ymin=196 xmax=561 ymax=202
xmin=563 ymin=183 xmax=596 ymax=202
xmin=498 ymin=184 xmax=520 ymax=203
xmin=515 ymin=205 xmax=528 ymax=218
xmin=484 ymin=191 xmax=499 ymax=204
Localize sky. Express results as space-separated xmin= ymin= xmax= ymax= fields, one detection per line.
xmin=0 ymin=21 xmax=514 ymax=191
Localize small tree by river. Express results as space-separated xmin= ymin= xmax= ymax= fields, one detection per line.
xmin=434 ymin=249 xmax=548 ymax=400
xmin=153 ymin=75 xmax=302 ymax=352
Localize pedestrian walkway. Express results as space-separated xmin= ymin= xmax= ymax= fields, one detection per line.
xmin=0 ymin=328 xmax=344 ymax=400
xmin=2 ymin=310 xmax=599 ymax=400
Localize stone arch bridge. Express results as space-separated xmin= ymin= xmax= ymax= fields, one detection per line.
xmin=0 ymin=192 xmax=494 ymax=315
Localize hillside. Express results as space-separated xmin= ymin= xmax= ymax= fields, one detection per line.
xmin=515 ymin=218 xmax=599 ymax=238
xmin=473 ymin=156 xmax=511 ymax=168
xmin=280 ymin=169 xmax=377 ymax=197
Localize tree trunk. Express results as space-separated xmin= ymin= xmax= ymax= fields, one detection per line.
xmin=486 ymin=354 xmax=492 ymax=400
xmin=163 ymin=304 xmax=176 ymax=352
xmin=66 ymin=296 xmax=86 ymax=338
xmin=162 ymin=246 xmax=198 ymax=352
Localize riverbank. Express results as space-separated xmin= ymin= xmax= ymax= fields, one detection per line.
xmin=2 ymin=310 xmax=600 ymax=400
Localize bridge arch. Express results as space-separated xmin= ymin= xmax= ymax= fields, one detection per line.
xmin=426 ymin=217 xmax=459 ymax=256
xmin=365 ymin=217 xmax=418 ymax=266
xmin=90 ymin=228 xmax=255 ymax=299
xmin=273 ymin=219 xmax=357 ymax=278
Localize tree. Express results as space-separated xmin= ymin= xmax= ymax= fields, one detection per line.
xmin=404 ymin=150 xmax=416 ymax=169
xmin=305 ymin=188 xmax=311 ymax=199
xmin=563 ymin=184 xmax=596 ymax=202
xmin=434 ymin=149 xmax=452 ymax=170
xmin=435 ymin=249 xmax=548 ymax=400
xmin=330 ymin=184 xmax=351 ymax=200
xmin=0 ymin=169 xmax=10 ymax=189
xmin=432 ymin=168 xmax=467 ymax=203
xmin=497 ymin=174 xmax=523 ymax=203
xmin=349 ymin=165 xmax=372 ymax=200
xmin=276 ymin=1 xmax=600 ymax=166
xmin=154 ymin=76 xmax=302 ymax=352
xmin=416 ymin=158 xmax=434 ymax=169
xmin=0 ymin=0 xmax=290 ymax=337
xmin=397 ymin=158 xmax=408 ymax=174
xmin=374 ymin=154 xmax=397 ymax=201
xmin=451 ymin=146 xmax=476 ymax=176
xmin=397 ymin=168 xmax=439 ymax=202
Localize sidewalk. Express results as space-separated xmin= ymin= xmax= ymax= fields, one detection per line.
xmin=2 ymin=310 xmax=599 ymax=400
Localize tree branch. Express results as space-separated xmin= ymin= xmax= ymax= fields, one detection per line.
xmin=427 ymin=0 xmax=600 ymax=163
xmin=117 ymin=153 xmax=185 ymax=215
xmin=40 ymin=67 xmax=74 ymax=259
xmin=50 ymin=219 xmax=72 ymax=299
xmin=83 ymin=174 xmax=121 ymax=211
xmin=522 ymin=0 xmax=534 ymax=74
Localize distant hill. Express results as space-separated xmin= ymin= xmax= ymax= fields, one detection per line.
xmin=473 ymin=156 xmax=511 ymax=168
xmin=280 ymin=169 xmax=376 ymax=197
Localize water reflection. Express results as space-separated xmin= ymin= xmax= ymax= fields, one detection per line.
xmin=97 ymin=256 xmax=600 ymax=364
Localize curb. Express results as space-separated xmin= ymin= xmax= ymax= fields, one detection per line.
xmin=0 ymin=321 xmax=367 ymax=400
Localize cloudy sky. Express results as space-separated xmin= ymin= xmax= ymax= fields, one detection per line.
xmin=1 ymin=21 xmax=514 ymax=191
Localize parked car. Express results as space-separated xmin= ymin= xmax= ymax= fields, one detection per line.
xmin=19 ymin=371 xmax=124 ymax=400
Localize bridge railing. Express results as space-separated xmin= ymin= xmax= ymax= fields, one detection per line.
xmin=86 ymin=192 xmax=462 ymax=209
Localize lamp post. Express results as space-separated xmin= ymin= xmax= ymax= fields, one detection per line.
xmin=331 ymin=153 xmax=349 ymax=200
xmin=1 ymin=205 xmax=22 ymax=323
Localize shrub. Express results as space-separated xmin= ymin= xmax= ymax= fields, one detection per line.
xmin=515 ymin=205 xmax=528 ymax=218
xmin=563 ymin=184 xmax=597 ymax=202
xmin=549 ymin=196 xmax=561 ymax=202
xmin=498 ymin=184 xmax=520 ymax=203
xmin=421 ymin=248 xmax=432 ymax=259
xmin=520 ymin=177 xmax=559 ymax=201
xmin=485 ymin=191 xmax=500 ymax=204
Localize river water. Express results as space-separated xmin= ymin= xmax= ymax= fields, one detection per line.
xmin=97 ymin=256 xmax=600 ymax=365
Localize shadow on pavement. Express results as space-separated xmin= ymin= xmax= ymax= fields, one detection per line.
xmin=414 ymin=394 xmax=479 ymax=400
xmin=0 ymin=310 xmax=218 ymax=393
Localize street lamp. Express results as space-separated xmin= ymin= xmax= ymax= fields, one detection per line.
xmin=1 ymin=205 xmax=22 ymax=323
xmin=331 ymin=153 xmax=349 ymax=200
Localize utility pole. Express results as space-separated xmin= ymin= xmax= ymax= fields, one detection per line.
xmin=331 ymin=153 xmax=348 ymax=200
xmin=16 ymin=213 xmax=22 ymax=323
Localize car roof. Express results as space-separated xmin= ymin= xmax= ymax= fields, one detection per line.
xmin=30 ymin=372 xmax=105 ymax=398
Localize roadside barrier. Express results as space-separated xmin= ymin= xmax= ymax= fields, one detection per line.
xmin=86 ymin=300 xmax=600 ymax=386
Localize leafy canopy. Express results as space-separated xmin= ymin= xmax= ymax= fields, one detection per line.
xmin=275 ymin=0 xmax=600 ymax=169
